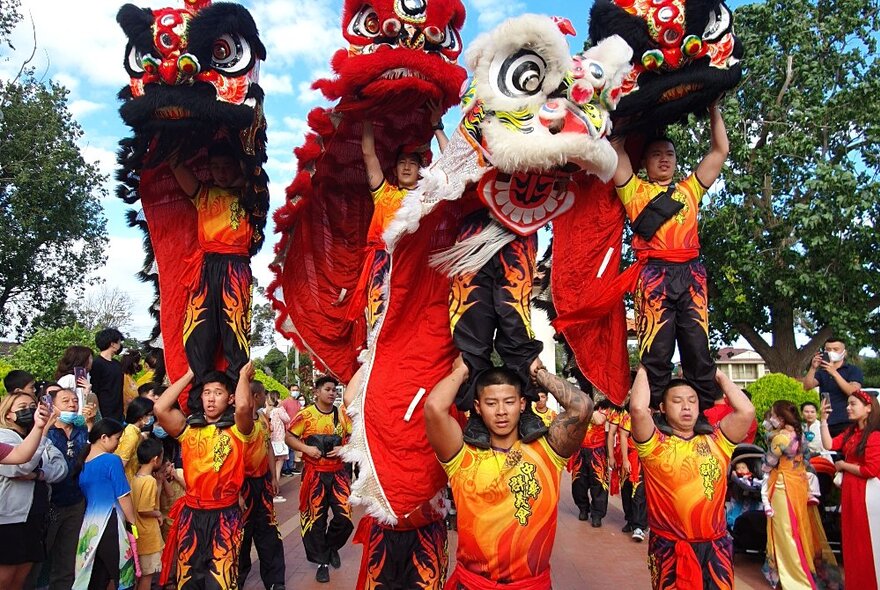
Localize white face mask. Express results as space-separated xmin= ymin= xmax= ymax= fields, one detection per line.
xmin=827 ymin=351 xmax=845 ymax=363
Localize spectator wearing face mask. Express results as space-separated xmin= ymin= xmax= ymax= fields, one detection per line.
xmin=33 ymin=386 xmax=92 ymax=590
xmin=0 ymin=393 xmax=66 ymax=588
xmin=803 ymin=337 xmax=864 ymax=437
xmin=115 ymin=397 xmax=154 ymax=482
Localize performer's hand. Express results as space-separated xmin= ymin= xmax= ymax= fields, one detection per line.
xmin=621 ymin=457 xmax=631 ymax=479
xmin=529 ymin=357 xmax=545 ymax=380
xmin=239 ymin=361 xmax=255 ymax=382
xmin=428 ymin=100 xmax=442 ymax=126
xmin=608 ymin=455 xmax=617 ymax=470
xmin=327 ymin=446 xmax=343 ymax=459
xmin=305 ymin=446 xmax=322 ymax=460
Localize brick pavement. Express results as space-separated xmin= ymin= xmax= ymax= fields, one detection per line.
xmin=242 ymin=472 xmax=768 ymax=589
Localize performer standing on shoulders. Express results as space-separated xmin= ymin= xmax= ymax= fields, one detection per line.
xmin=285 ymin=376 xmax=353 ymax=584
xmin=425 ymin=357 xmax=592 ymax=589
xmin=170 ymin=143 xmax=256 ymax=425
xmin=153 ymin=363 xmax=255 ymax=590
xmin=630 ymin=365 xmax=754 ymax=590
xmin=612 ymin=103 xmax=729 ymax=417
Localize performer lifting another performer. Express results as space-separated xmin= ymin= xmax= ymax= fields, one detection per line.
xmin=154 ymin=364 xmax=256 ymax=590
xmin=284 ymin=376 xmax=353 ymax=584
xmin=425 ymin=358 xmax=592 ymax=589
xmin=611 ymin=103 xmax=729 ymax=421
xmin=170 ymin=144 xmax=255 ymax=425
xmin=629 ymin=366 xmax=755 ymax=590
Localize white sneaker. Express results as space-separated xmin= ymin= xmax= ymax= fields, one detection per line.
xmin=632 ymin=528 xmax=646 ymax=542
xmin=273 ymin=496 xmax=287 ymax=503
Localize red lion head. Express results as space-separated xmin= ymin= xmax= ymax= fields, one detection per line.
xmin=313 ymin=0 xmax=467 ymax=117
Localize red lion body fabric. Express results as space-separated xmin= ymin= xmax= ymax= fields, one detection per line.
xmin=270 ymin=0 xmax=467 ymax=525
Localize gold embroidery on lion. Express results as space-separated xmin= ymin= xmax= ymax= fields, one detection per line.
xmin=508 ymin=462 xmax=541 ymax=526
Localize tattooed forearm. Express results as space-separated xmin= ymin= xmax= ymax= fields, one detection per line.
xmin=536 ymin=369 xmax=593 ymax=457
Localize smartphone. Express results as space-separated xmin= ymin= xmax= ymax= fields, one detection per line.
xmin=41 ymin=393 xmax=53 ymax=407
xmin=821 ymin=392 xmax=831 ymax=405
xmin=73 ymin=366 xmax=87 ymax=382
xmin=820 ymin=351 xmax=830 ymax=363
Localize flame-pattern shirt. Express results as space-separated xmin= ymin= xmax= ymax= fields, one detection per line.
xmin=368 ymin=181 xmax=407 ymax=249
xmin=288 ymin=404 xmax=352 ymax=470
xmin=635 ymin=427 xmax=735 ymax=540
xmin=617 ymin=173 xmax=708 ymax=253
xmin=177 ymin=423 xmax=256 ymax=509
xmin=442 ymin=437 xmax=567 ymax=583
xmin=193 ymin=185 xmax=253 ymax=254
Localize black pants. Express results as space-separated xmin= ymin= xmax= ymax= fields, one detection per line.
xmin=88 ymin=512 xmax=119 ymax=590
xmin=239 ymin=474 xmax=285 ymax=588
xmin=622 ymin=477 xmax=647 ymax=530
xmin=357 ymin=519 xmax=448 ymax=589
xmin=635 ymin=259 xmax=718 ymax=410
xmin=299 ymin=468 xmax=353 ymax=565
xmin=572 ymin=447 xmax=609 ymax=519
xmin=450 ymin=213 xmax=542 ymax=409
xmin=183 ymin=253 xmax=252 ymax=414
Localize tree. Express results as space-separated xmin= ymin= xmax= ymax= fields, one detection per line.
xmin=671 ymin=0 xmax=880 ymax=376
xmin=0 ymin=0 xmax=21 ymax=50
xmin=0 ymin=72 xmax=108 ymax=338
xmin=69 ymin=287 xmax=134 ymax=332
xmin=250 ymin=283 xmax=276 ymax=348
xmin=8 ymin=325 xmax=95 ymax=381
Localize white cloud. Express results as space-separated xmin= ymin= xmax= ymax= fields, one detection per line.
xmin=469 ymin=0 xmax=527 ymax=29
xmin=247 ymin=0 xmax=345 ymax=67
xmin=69 ymin=99 xmax=104 ymax=119
xmin=260 ymin=72 xmax=294 ymax=95
xmin=80 ymin=143 xmax=118 ymax=186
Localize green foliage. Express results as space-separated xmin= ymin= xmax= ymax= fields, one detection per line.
xmin=748 ymin=373 xmax=820 ymax=445
xmin=0 ymin=358 xmax=13 ymax=396
xmin=8 ymin=325 xmax=95 ymax=381
xmin=0 ymin=0 xmax=21 ymax=50
xmin=254 ymin=369 xmax=287 ymax=398
xmin=669 ymin=0 xmax=880 ymax=376
xmin=0 ymin=72 xmax=108 ymax=338
xmin=860 ymin=356 xmax=880 ymax=388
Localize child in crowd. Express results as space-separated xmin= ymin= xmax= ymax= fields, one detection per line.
xmin=132 ymin=438 xmax=165 ymax=590
xmin=116 ymin=397 xmax=154 ymax=481
xmin=734 ymin=461 xmax=757 ymax=486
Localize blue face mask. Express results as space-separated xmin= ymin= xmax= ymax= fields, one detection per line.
xmin=152 ymin=424 xmax=168 ymax=439
xmin=58 ymin=411 xmax=86 ymax=428
xmin=144 ymin=416 xmax=155 ymax=427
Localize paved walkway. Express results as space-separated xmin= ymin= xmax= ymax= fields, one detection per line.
xmin=243 ymin=472 xmax=768 ymax=589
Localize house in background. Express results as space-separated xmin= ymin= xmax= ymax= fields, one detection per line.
xmin=715 ymin=347 xmax=767 ymax=389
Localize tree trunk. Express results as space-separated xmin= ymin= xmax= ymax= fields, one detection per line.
xmin=734 ymin=302 xmax=832 ymax=379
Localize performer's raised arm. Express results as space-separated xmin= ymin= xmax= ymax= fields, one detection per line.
xmin=533 ymin=362 xmax=593 ymax=458
xmin=424 ymin=356 xmax=468 ymax=462
xmin=611 ymin=136 xmax=633 ymax=187
xmin=429 ymin=100 xmax=449 ymax=153
xmin=169 ymin=152 xmax=200 ymax=197
xmin=362 ymin=121 xmax=384 ymax=191
xmin=154 ymin=368 xmax=192 ymax=437
xmin=716 ymin=369 xmax=756 ymax=443
xmin=234 ymin=361 xmax=256 ymax=436
xmin=629 ymin=366 xmax=655 ymax=443
xmin=694 ymin=102 xmax=729 ymax=188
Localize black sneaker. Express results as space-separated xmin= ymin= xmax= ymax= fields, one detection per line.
xmin=316 ymin=564 xmax=330 ymax=583
xmin=462 ymin=414 xmax=491 ymax=449
xmin=622 ymin=523 xmax=633 ymax=533
xmin=591 ymin=516 xmax=602 ymax=528
xmin=578 ymin=508 xmax=589 ymax=521
xmin=694 ymin=414 xmax=714 ymax=435
xmin=519 ymin=405 xmax=548 ymax=443
xmin=329 ymin=549 xmax=341 ymax=569
xmin=186 ymin=412 xmax=207 ymax=427
xmin=214 ymin=409 xmax=235 ymax=429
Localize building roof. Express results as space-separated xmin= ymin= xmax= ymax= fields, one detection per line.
xmin=716 ymin=347 xmax=765 ymax=363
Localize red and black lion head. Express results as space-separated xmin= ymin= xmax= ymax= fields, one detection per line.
xmin=588 ymin=0 xmax=743 ymax=133
xmin=312 ymin=0 xmax=468 ymax=116
xmin=116 ymin=0 xmax=269 ymax=253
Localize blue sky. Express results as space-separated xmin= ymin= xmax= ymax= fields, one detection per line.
xmin=2 ymin=0 xmax=604 ymax=340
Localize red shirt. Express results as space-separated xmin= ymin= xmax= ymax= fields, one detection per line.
xmin=704 ymin=402 xmax=757 ymax=444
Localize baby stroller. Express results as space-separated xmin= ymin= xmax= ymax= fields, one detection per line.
xmin=727 ymin=444 xmax=767 ymax=553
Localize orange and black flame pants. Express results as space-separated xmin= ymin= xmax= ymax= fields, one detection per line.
xmin=449 ymin=212 xmax=543 ymax=409
xmin=353 ymin=516 xmax=448 ymax=589
xmin=299 ymin=464 xmax=353 ymax=566
xmin=635 ymin=258 xmax=718 ymax=410
xmin=571 ymin=445 xmax=609 ymax=521
xmin=238 ymin=472 xmax=285 ymax=588
xmin=183 ymin=252 xmax=252 ymax=414
xmin=648 ymin=531 xmax=733 ymax=590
